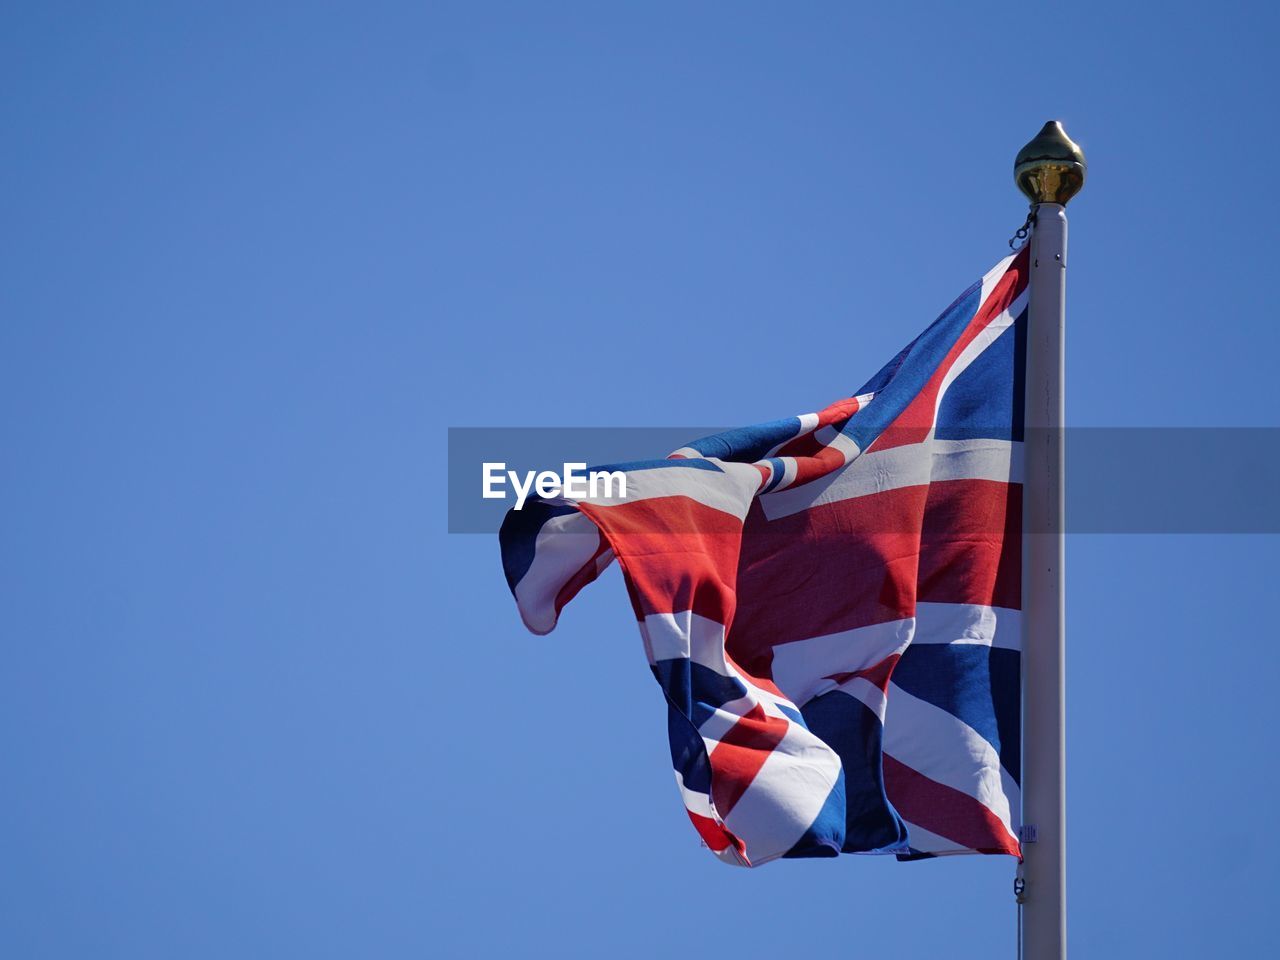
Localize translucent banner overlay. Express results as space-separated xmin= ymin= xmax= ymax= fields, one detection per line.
xmin=447 ymin=427 xmax=1280 ymax=534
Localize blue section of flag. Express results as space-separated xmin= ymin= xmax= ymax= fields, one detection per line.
xmin=783 ymin=772 xmax=846 ymax=859
xmin=842 ymin=281 xmax=983 ymax=452
xmin=652 ymin=659 xmax=749 ymax=731
xmin=891 ymin=643 xmax=1021 ymax=783
xmin=498 ymin=500 xmax=579 ymax=591
xmin=801 ymin=690 xmax=910 ymax=854
xmin=680 ymin=418 xmax=803 ymax=462
xmin=935 ymin=309 xmax=1027 ymax=442
xmin=762 ymin=457 xmax=787 ymax=492
xmin=666 ymin=706 xmax=712 ymax=795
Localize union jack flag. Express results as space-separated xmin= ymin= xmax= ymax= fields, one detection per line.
xmin=500 ymin=249 xmax=1029 ymax=866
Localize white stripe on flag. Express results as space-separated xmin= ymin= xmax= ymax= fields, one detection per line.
xmin=925 ymin=286 xmax=1028 ymax=439
xmin=720 ymin=720 xmax=843 ymax=866
xmin=900 ymin=819 xmax=972 ymax=855
xmin=639 ymin=610 xmax=731 ymax=672
xmin=513 ymin=509 xmax=602 ymax=635
xmin=836 ymin=675 xmax=889 ymax=722
xmin=760 ymin=438 xmax=1021 ymax=521
xmin=577 ymin=459 xmax=761 ymax=517
xmin=883 ymin=683 xmax=1020 ymax=846
xmin=913 ymin=603 xmax=1022 ymax=651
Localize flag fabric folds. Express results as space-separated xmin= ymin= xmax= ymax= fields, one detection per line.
xmin=499 ymin=249 xmax=1029 ymax=867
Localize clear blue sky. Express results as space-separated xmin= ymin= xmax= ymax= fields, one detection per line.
xmin=3 ymin=3 xmax=1277 ymax=957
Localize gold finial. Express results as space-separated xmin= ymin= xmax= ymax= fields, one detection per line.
xmin=1015 ymin=121 xmax=1086 ymax=206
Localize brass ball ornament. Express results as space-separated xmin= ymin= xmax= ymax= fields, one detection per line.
xmin=1015 ymin=121 xmax=1087 ymax=206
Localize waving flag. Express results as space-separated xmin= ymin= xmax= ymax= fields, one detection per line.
xmin=500 ymin=248 xmax=1029 ymax=866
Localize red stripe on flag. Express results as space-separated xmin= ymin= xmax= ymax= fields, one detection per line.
xmin=789 ymin=444 xmax=850 ymax=488
xmin=882 ymin=753 xmax=1020 ymax=856
xmin=919 ymin=480 xmax=1022 ymax=611
xmin=708 ymin=704 xmax=789 ymax=816
xmin=774 ymin=432 xmax=825 ymax=460
xmin=686 ymin=810 xmax=747 ymax=859
xmin=731 ymin=486 xmax=927 ymax=670
xmin=730 ymin=480 xmax=1020 ymax=672
xmin=816 ymin=395 xmax=864 ymax=428
xmin=578 ymin=496 xmax=743 ymax=625
xmin=773 ymin=397 xmax=862 ymax=458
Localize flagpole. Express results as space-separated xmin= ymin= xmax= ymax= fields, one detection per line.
xmin=1015 ymin=121 xmax=1085 ymax=960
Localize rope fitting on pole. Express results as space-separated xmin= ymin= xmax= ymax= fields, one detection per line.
xmin=1009 ymin=208 xmax=1037 ymax=250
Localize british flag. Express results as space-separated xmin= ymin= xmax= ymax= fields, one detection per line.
xmin=500 ymin=248 xmax=1028 ymax=866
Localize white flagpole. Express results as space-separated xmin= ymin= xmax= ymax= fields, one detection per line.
xmin=1015 ymin=121 xmax=1085 ymax=960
